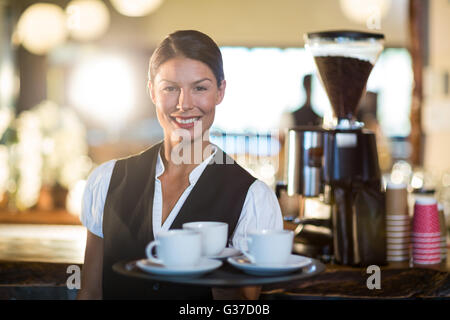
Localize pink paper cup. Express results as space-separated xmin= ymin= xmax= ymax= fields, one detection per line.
xmin=413 ymin=198 xmax=441 ymax=234
xmin=412 ymin=235 xmax=441 ymax=243
xmin=413 ymin=248 xmax=441 ymax=255
xmin=414 ymin=254 xmax=441 ymax=259
xmin=412 ymin=233 xmax=441 ymax=238
xmin=413 ymin=252 xmax=441 ymax=257
xmin=414 ymin=259 xmax=441 ymax=265
xmin=413 ymin=242 xmax=442 ymax=249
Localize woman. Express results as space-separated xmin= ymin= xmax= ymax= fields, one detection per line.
xmin=77 ymin=30 xmax=283 ymax=300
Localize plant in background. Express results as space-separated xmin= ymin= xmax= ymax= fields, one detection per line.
xmin=0 ymin=101 xmax=92 ymax=213
xmin=0 ymin=107 xmax=17 ymax=210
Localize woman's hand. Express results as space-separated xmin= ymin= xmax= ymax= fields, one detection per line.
xmin=76 ymin=231 xmax=103 ymax=300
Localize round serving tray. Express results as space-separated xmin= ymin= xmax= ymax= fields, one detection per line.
xmin=113 ymin=257 xmax=325 ymax=288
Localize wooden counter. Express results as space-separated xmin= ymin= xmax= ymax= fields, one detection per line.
xmin=260 ymin=252 xmax=450 ymax=299
xmin=0 ymin=209 xmax=81 ymax=225
xmin=0 ymin=224 xmax=85 ymax=299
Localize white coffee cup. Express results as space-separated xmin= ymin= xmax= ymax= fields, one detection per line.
xmin=145 ymin=230 xmax=201 ymax=268
xmin=240 ymin=229 xmax=294 ymax=266
xmin=182 ymin=221 xmax=228 ymax=256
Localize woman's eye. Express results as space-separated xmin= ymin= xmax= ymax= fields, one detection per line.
xmin=163 ymin=86 xmax=178 ymax=92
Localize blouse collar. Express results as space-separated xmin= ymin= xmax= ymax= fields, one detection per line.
xmin=155 ymin=144 xmax=218 ymax=186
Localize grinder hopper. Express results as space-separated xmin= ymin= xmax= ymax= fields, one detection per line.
xmin=305 ymin=30 xmax=384 ymax=129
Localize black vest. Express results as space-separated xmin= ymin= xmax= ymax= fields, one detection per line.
xmin=102 ymin=141 xmax=256 ymax=299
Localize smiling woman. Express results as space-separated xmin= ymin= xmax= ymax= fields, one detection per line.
xmin=77 ymin=30 xmax=283 ymax=300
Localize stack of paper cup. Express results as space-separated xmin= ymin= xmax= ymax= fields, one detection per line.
xmin=438 ymin=203 xmax=447 ymax=261
xmin=412 ymin=198 xmax=441 ymax=265
xmin=386 ymin=183 xmax=411 ymax=262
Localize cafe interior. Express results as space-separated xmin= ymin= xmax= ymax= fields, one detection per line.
xmin=0 ymin=0 xmax=449 ymax=300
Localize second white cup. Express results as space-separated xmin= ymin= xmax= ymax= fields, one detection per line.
xmin=182 ymin=221 xmax=228 ymax=257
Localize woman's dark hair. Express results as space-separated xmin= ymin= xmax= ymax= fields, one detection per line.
xmin=149 ymin=30 xmax=224 ymax=87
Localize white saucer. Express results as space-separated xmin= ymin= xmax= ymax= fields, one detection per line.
xmin=227 ymin=254 xmax=312 ymax=276
xmin=207 ymin=247 xmax=241 ymax=260
xmin=136 ymin=257 xmax=222 ymax=277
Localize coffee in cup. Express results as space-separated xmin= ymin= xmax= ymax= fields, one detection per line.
xmin=145 ymin=230 xmax=201 ymax=268
xmin=182 ymin=221 xmax=228 ymax=256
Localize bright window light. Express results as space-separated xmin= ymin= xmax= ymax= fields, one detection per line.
xmin=367 ymin=49 xmax=413 ymax=137
xmin=69 ymin=54 xmax=136 ymax=130
xmin=214 ymin=47 xmax=321 ymax=133
xmin=214 ymin=47 xmax=412 ymax=137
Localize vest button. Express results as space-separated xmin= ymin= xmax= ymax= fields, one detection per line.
xmin=153 ymin=283 xmax=160 ymax=291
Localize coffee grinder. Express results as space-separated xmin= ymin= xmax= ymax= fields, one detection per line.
xmin=282 ymin=30 xmax=387 ymax=266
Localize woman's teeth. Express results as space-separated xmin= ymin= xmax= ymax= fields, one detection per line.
xmin=176 ymin=117 xmax=199 ymax=124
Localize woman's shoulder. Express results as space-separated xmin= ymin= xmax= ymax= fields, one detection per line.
xmin=116 ymin=141 xmax=163 ymax=164
xmin=81 ymin=159 xmax=117 ymax=238
xmin=85 ymin=141 xmax=163 ymax=189
xmin=248 ymin=179 xmax=277 ymax=199
xmin=245 ymin=179 xmax=282 ymax=218
xmin=85 ymin=159 xmax=117 ymax=191
xmin=236 ymin=178 xmax=283 ymax=233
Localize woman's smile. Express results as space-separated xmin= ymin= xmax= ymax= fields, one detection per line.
xmin=171 ymin=116 xmax=201 ymax=129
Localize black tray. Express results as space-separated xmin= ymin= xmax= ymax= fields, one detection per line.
xmin=113 ymin=258 xmax=325 ymax=288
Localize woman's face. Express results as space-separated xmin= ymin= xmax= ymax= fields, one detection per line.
xmin=149 ymin=57 xmax=226 ymax=143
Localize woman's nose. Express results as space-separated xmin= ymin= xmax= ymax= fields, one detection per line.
xmin=177 ymin=89 xmax=194 ymax=111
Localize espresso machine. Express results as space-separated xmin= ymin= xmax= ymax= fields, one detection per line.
xmin=280 ymin=30 xmax=387 ymax=267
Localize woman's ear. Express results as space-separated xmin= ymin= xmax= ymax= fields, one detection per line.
xmin=148 ymin=80 xmax=156 ymax=104
xmin=216 ymin=79 xmax=226 ymax=105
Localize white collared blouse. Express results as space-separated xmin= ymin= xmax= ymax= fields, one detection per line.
xmin=81 ymin=145 xmax=283 ymax=250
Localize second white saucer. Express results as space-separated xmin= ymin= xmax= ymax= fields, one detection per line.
xmin=227 ymin=254 xmax=312 ymax=276
xmin=136 ymin=257 xmax=222 ymax=277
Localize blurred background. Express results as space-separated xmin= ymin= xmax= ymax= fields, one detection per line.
xmin=0 ymin=0 xmax=449 ymax=265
